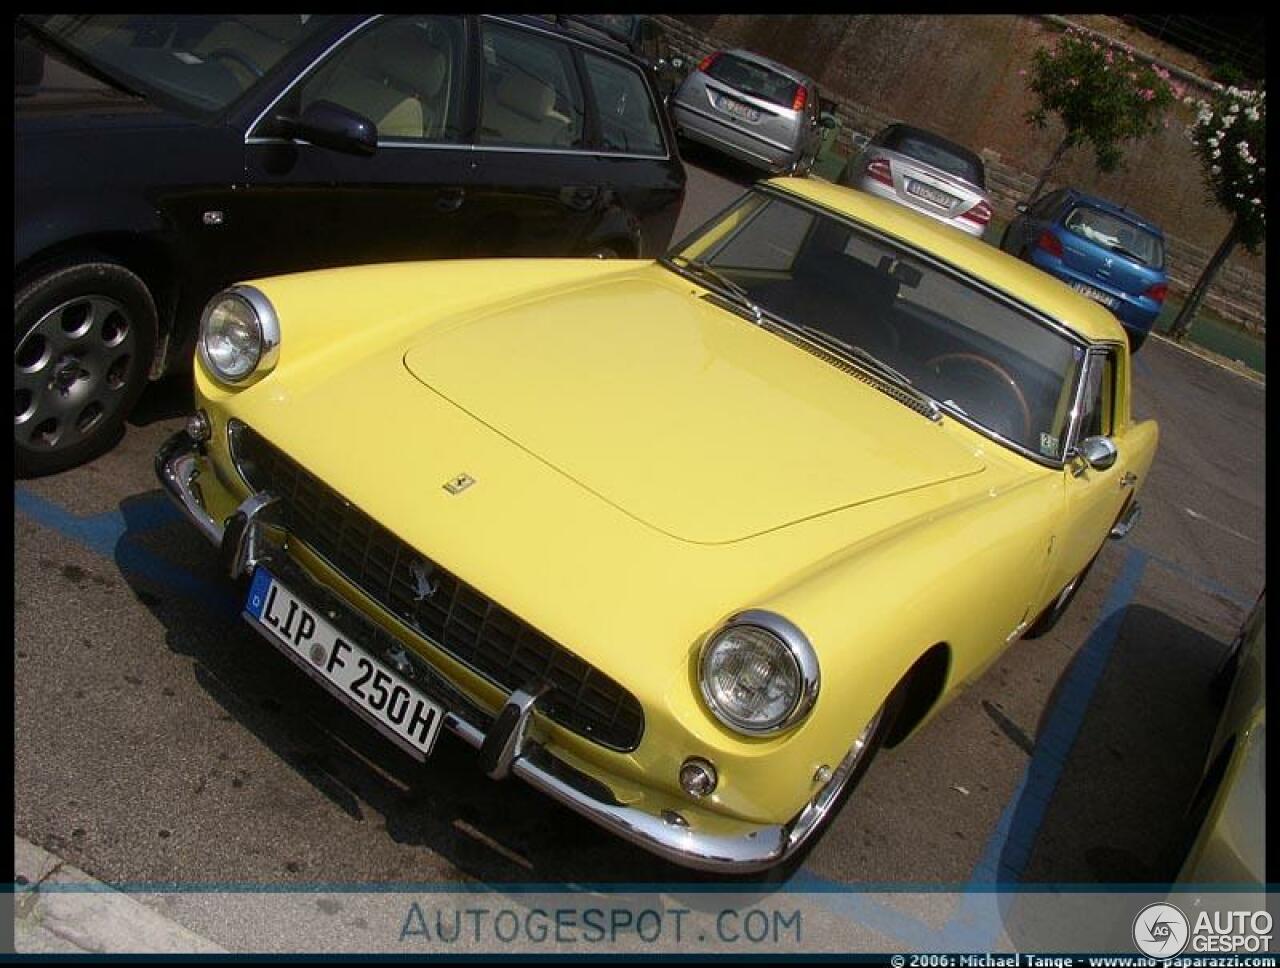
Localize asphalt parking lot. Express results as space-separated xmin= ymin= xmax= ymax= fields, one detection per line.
xmin=14 ymin=158 xmax=1265 ymax=899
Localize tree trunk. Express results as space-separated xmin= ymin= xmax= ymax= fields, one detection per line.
xmin=1169 ymin=218 xmax=1241 ymax=343
xmin=1025 ymin=136 xmax=1071 ymax=207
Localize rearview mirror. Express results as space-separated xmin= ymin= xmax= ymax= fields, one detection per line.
xmin=1073 ymin=435 xmax=1118 ymax=472
xmin=272 ymin=100 xmax=376 ymax=157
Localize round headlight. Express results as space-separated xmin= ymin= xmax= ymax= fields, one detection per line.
xmin=698 ymin=610 xmax=819 ymax=735
xmin=198 ymin=286 xmax=280 ymax=385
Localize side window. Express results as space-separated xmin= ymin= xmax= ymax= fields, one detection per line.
xmin=291 ymin=16 xmax=467 ymax=142
xmin=1077 ymin=350 xmax=1116 ymax=440
xmin=582 ymin=52 xmax=665 ymax=156
xmin=478 ymin=22 xmax=585 ymax=149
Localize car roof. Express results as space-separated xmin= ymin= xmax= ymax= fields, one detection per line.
xmin=1060 ymin=190 xmax=1164 ymax=236
xmin=767 ymin=177 xmax=1129 ymax=346
xmin=719 ymin=48 xmax=813 ymax=85
xmin=876 ymin=123 xmax=985 ymax=174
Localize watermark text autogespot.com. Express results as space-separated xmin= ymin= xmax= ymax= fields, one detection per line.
xmin=398 ymin=901 xmax=803 ymax=946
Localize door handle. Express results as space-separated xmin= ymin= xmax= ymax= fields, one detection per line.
xmin=435 ymin=187 xmax=466 ymax=213
xmin=1120 ymin=472 xmax=1138 ymax=488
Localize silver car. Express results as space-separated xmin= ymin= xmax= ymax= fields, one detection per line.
xmin=668 ymin=48 xmax=833 ymax=175
xmin=837 ymin=123 xmax=991 ymax=237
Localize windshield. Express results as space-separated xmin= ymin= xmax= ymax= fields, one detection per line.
xmin=18 ymin=14 xmax=338 ymax=115
xmin=704 ymin=53 xmax=800 ymax=109
xmin=666 ymin=190 xmax=1088 ymax=461
xmin=1063 ymin=205 xmax=1164 ymax=268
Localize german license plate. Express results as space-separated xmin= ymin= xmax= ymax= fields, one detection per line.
xmin=246 ymin=567 xmax=444 ymax=758
xmin=905 ymin=179 xmax=956 ymax=208
xmin=1071 ymin=281 xmax=1119 ymax=309
xmin=716 ymin=95 xmax=759 ymax=122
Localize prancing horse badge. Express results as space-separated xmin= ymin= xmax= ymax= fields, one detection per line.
xmin=443 ymin=473 xmax=475 ymax=495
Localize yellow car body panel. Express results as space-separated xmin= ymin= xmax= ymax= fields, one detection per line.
xmin=174 ymin=178 xmax=1159 ymax=853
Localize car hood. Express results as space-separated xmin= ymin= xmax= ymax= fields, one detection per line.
xmin=402 ymin=269 xmax=986 ymax=544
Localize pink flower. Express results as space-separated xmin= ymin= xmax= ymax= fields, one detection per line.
xmin=1141 ymin=88 xmax=1155 ymax=101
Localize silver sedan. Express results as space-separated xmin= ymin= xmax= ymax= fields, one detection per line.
xmin=838 ymin=123 xmax=992 ymax=237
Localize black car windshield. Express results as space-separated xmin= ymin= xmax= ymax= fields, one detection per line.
xmin=665 ymin=189 xmax=1087 ymax=461
xmin=704 ymin=53 xmax=800 ymax=108
xmin=1063 ymin=205 xmax=1165 ymax=268
xmin=18 ymin=14 xmax=338 ymax=115
xmin=882 ymin=127 xmax=985 ymax=188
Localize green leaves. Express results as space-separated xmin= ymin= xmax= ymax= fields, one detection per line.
xmin=1023 ymin=26 xmax=1177 ymax=174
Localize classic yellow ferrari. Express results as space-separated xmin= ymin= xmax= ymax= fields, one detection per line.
xmin=157 ymin=177 xmax=1156 ymax=873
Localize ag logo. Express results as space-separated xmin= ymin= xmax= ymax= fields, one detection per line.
xmin=1133 ymin=901 xmax=1190 ymax=958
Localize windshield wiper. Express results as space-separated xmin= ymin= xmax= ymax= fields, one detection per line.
xmin=792 ymin=323 xmax=941 ymax=419
xmin=17 ymin=18 xmax=147 ymax=99
xmin=667 ymin=256 xmax=764 ymax=322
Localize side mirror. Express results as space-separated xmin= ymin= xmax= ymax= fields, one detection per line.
xmin=272 ymin=100 xmax=377 ymax=157
xmin=818 ymin=112 xmax=838 ymax=130
xmin=1073 ymin=435 xmax=1118 ymax=473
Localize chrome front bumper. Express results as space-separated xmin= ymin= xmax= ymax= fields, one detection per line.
xmin=155 ymin=428 xmax=800 ymax=874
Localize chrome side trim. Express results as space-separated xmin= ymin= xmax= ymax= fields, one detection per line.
xmin=154 ymin=429 xmax=811 ymax=873
xmin=1109 ymin=501 xmax=1142 ymax=540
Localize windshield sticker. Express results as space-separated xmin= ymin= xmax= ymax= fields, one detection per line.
xmin=1040 ymin=432 xmax=1059 ymax=456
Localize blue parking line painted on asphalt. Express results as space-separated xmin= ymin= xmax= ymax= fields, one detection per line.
xmin=1135 ymin=544 xmax=1255 ymax=611
xmin=15 ymin=487 xmax=238 ymax=615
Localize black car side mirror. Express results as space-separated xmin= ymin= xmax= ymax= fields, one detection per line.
xmin=273 ymin=100 xmax=377 ymax=157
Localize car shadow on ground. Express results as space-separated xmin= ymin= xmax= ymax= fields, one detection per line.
xmin=128 ymin=372 xmax=194 ymax=427
xmin=112 ymin=490 xmax=776 ymax=892
xmin=996 ymin=601 xmax=1232 ymax=949
xmin=675 ymin=140 xmax=765 ymax=188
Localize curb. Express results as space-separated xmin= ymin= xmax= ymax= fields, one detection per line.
xmin=1147 ymin=330 xmax=1266 ymax=386
xmin=12 ymin=836 xmax=226 ymax=955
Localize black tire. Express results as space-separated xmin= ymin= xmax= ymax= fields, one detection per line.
xmin=1024 ymin=552 xmax=1099 ymax=640
xmin=14 ymin=259 xmax=158 ymax=477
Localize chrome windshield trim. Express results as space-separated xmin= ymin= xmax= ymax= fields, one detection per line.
xmin=243 ymin=15 xmax=382 ymax=142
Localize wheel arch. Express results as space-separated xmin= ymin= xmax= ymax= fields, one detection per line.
xmin=881 ymin=642 xmax=952 ymax=748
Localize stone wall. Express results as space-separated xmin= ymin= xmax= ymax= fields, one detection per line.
xmin=657 ymin=14 xmax=1265 ymax=332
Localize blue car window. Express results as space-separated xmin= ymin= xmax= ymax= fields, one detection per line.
xmin=1063 ymin=206 xmax=1164 ymax=269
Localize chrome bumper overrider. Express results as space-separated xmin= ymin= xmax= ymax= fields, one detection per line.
xmin=155 ymin=428 xmax=799 ymax=873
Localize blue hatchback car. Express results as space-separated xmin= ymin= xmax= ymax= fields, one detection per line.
xmin=1000 ymin=188 xmax=1168 ymax=352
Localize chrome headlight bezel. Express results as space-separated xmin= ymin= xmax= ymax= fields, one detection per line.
xmin=697 ymin=609 xmax=820 ymax=736
xmin=197 ymin=285 xmax=281 ymax=386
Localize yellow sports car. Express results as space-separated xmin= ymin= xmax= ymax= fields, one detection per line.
xmin=157 ymin=177 xmax=1156 ymax=873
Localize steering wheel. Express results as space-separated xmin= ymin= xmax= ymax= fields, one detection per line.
xmin=924 ymin=352 xmax=1032 ymax=443
xmin=205 ymin=48 xmax=264 ymax=80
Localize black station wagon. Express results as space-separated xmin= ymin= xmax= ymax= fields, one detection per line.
xmin=15 ymin=14 xmax=686 ymax=475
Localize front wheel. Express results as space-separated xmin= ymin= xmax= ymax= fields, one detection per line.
xmin=14 ymin=260 xmax=157 ymax=477
xmin=1024 ymin=553 xmax=1098 ymax=639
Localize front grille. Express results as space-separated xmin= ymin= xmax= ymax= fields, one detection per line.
xmin=231 ymin=424 xmax=645 ymax=752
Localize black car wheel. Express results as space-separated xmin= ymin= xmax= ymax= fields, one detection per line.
xmin=14 ymin=260 xmax=157 ymax=477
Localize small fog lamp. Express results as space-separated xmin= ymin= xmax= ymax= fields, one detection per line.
xmin=679 ymin=757 xmax=718 ymax=798
xmin=186 ymin=409 xmax=211 ymax=442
